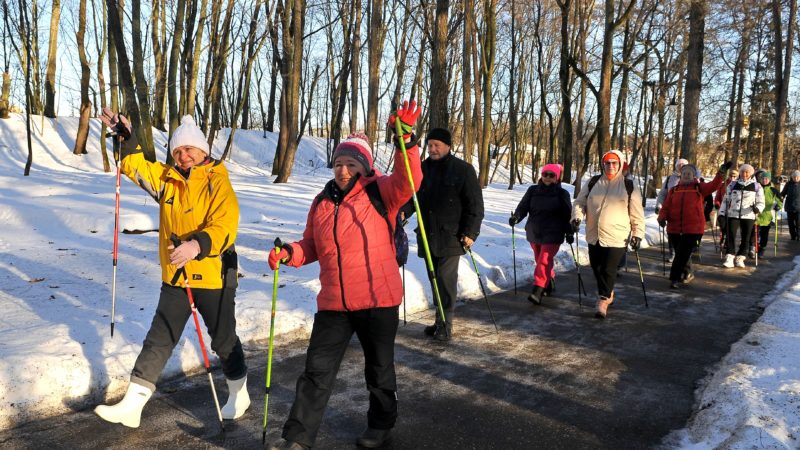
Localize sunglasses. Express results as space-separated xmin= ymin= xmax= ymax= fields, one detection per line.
xmin=542 ymin=172 xmax=557 ymax=179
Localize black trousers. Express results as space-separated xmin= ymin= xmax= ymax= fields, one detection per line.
xmin=668 ymin=234 xmax=702 ymax=282
xmin=757 ymin=222 xmax=773 ymax=253
xmin=725 ymin=218 xmax=755 ymax=257
xmin=787 ymin=211 xmax=800 ymax=240
xmin=431 ymin=255 xmax=459 ymax=325
xmin=131 ymin=283 xmax=246 ymax=391
xmin=283 ymin=307 xmax=399 ymax=447
xmin=587 ymin=244 xmax=626 ymax=299
xmin=718 ymin=215 xmax=727 ymax=247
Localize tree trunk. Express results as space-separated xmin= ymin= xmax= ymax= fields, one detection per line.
xmin=150 ymin=0 xmax=167 ymax=131
xmin=365 ymin=0 xmax=386 ymax=144
xmin=73 ymin=0 xmax=91 ymax=155
xmin=273 ymin=0 xmax=306 ymax=183
xmin=507 ymin=0 xmax=517 ymax=190
xmin=43 ymin=0 xmax=60 ymax=118
xmin=429 ymin=0 xmax=449 ymax=129
xmin=462 ymin=0 xmax=474 ymax=164
xmin=771 ymin=0 xmax=796 ymax=178
xmin=477 ymin=0 xmax=496 ymax=188
xmin=680 ymin=0 xmax=706 ymax=162
xmin=350 ymin=0 xmax=361 ymax=132
xmin=167 ymin=0 xmax=186 ymax=136
xmin=557 ymin=0 xmax=573 ymax=184
xmin=131 ymin=0 xmax=155 ymax=157
xmin=185 ymin=0 xmax=208 ymax=120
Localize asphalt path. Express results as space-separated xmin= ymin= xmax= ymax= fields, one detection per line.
xmin=2 ymin=228 xmax=796 ymax=449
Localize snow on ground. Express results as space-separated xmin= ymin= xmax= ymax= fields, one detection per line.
xmin=1 ymin=114 xmax=799 ymax=448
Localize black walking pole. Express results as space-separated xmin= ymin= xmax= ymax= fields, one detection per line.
xmin=633 ymin=248 xmax=649 ymax=308
xmin=511 ymin=213 xmax=518 ymax=295
xmin=464 ymin=246 xmax=498 ymax=332
xmin=568 ymin=242 xmax=587 ymax=308
xmin=660 ymin=225 xmax=666 ymax=276
xmin=402 ymin=265 xmax=407 ymax=326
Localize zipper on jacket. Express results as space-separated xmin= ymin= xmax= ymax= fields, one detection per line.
xmin=332 ymin=203 xmax=349 ymax=311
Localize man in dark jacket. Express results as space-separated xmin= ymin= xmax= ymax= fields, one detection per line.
xmin=781 ymin=170 xmax=800 ymax=241
xmin=401 ymin=128 xmax=484 ymax=341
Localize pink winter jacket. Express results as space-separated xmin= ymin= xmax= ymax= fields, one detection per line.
xmin=284 ymin=144 xmax=422 ymax=312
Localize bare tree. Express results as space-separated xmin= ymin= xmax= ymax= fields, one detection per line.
xmin=73 ymin=0 xmax=91 ymax=155
xmin=680 ymin=0 xmax=706 ymax=162
xmin=350 ymin=0 xmax=361 ymax=132
xmin=771 ymin=0 xmax=797 ymax=177
xmin=365 ymin=0 xmax=387 ymax=143
xmin=477 ymin=0 xmax=497 ymax=188
xmin=43 ymin=0 xmax=60 ymax=117
xmin=429 ymin=0 xmax=449 ymax=129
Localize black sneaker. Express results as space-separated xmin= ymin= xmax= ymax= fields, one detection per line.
xmin=357 ymin=428 xmax=392 ymax=448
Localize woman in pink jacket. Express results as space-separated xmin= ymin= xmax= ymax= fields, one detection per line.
xmin=267 ymin=102 xmax=422 ymax=450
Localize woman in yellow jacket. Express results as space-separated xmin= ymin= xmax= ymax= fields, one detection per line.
xmin=94 ymin=111 xmax=248 ymax=428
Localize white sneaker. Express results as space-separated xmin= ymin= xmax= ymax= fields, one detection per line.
xmin=723 ymin=254 xmax=735 ymax=268
xmin=221 ymin=375 xmax=250 ymax=419
xmin=95 ymin=382 xmax=153 ymax=428
xmin=735 ymin=255 xmax=746 ymax=268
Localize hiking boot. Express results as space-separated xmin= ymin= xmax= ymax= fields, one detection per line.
xmin=723 ymin=254 xmax=735 ymax=268
xmin=528 ymin=285 xmax=544 ymax=305
xmin=670 ymin=281 xmax=681 ymax=289
xmin=543 ymin=279 xmax=555 ymax=296
xmin=356 ymin=427 xmax=392 ymax=448
xmin=423 ymin=323 xmax=437 ymax=337
xmin=433 ymin=323 xmax=452 ymax=342
xmin=268 ymin=439 xmax=309 ymax=450
xmin=595 ymin=295 xmax=614 ymax=319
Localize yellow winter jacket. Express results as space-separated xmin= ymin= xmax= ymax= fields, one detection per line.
xmin=120 ymin=152 xmax=239 ymax=289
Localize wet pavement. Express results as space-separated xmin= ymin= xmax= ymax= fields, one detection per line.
xmin=2 ymin=229 xmax=796 ymax=449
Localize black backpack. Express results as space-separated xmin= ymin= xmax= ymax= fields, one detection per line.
xmin=365 ymin=181 xmax=409 ymax=266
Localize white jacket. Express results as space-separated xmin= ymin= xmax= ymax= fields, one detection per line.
xmin=719 ymin=178 xmax=765 ymax=220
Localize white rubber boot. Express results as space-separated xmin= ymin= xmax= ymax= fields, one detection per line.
xmin=94 ymin=382 xmax=153 ymax=428
xmin=221 ymin=375 xmax=250 ymax=419
xmin=722 ymin=254 xmax=735 ymax=268
xmin=735 ymin=255 xmax=746 ymax=268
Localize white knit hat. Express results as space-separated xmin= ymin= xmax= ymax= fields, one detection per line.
xmin=170 ymin=115 xmax=209 ymax=155
xmin=675 ymin=158 xmax=689 ymax=171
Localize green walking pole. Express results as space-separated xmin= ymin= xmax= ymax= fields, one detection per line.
xmin=262 ymin=238 xmax=282 ymax=444
xmin=464 ymin=246 xmax=498 ymax=332
xmin=395 ymin=114 xmax=448 ymax=334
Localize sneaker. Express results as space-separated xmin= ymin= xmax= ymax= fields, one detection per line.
xmin=748 ymin=247 xmax=756 ymax=259
xmin=683 ymin=273 xmax=695 ymax=284
xmin=723 ymin=254 xmax=735 ymax=268
xmin=433 ymin=323 xmax=452 ymax=342
xmin=735 ymin=255 xmax=746 ymax=268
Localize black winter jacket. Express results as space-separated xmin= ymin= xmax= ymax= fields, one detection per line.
xmin=401 ymin=152 xmax=484 ymax=257
xmin=513 ymin=182 xmax=572 ymax=244
xmin=782 ymin=181 xmax=800 ymax=213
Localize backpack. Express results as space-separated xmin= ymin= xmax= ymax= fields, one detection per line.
xmin=587 ymin=174 xmax=634 ymax=205
xmin=365 ymin=181 xmax=409 ymax=266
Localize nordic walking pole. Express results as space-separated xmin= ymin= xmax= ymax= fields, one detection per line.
xmin=169 ymin=235 xmax=225 ymax=437
xmin=263 ymin=238 xmax=282 ymax=444
xmin=402 ymin=265 xmax=407 ymax=326
xmin=660 ymin=225 xmax=666 ymax=276
xmin=395 ymin=114 xmax=447 ymax=335
xmin=464 ymin=246 xmax=498 ymax=332
xmin=110 ymin=136 xmax=121 ymax=337
xmin=511 ymin=214 xmax=517 ymax=295
xmin=633 ymin=248 xmax=649 ymax=308
xmin=774 ymin=211 xmax=779 ymax=257
xmin=568 ymin=242 xmax=586 ymax=307
xmin=755 ymin=223 xmax=759 ymax=267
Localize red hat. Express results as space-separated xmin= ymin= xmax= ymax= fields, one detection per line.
xmin=333 ymin=133 xmax=374 ymax=175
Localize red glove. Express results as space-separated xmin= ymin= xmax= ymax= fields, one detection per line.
xmin=268 ymin=247 xmax=290 ymax=270
xmin=388 ymin=100 xmax=422 ymax=137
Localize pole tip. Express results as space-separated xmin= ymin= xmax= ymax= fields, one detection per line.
xmin=110 ymin=322 xmax=115 ymax=337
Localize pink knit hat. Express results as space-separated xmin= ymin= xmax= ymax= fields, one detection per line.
xmin=333 ymin=132 xmax=374 ymax=175
xmin=541 ymin=163 xmax=563 ymax=180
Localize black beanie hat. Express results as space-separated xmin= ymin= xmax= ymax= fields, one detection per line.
xmin=426 ymin=128 xmax=452 ymax=147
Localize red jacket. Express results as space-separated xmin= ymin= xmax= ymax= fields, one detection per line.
xmin=285 ymin=145 xmax=422 ymax=312
xmin=658 ymin=173 xmax=723 ymax=235
xmin=714 ymin=180 xmax=733 ymax=209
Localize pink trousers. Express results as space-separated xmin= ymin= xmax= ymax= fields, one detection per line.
xmin=530 ymin=243 xmax=559 ymax=288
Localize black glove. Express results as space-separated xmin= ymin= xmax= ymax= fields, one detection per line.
xmin=753 ymin=206 xmax=760 ymax=214
xmin=773 ymin=204 xmax=780 ymax=211
xmin=629 ymin=236 xmax=642 ymax=251
xmin=654 ymin=206 xmax=661 ymax=215
xmin=565 ymin=233 xmax=575 ymax=244
xmin=570 ymin=219 xmax=581 ymax=233
xmin=658 ymin=219 xmax=667 ymax=228
xmin=719 ymin=160 xmax=733 ymax=175
xmin=508 ymin=214 xmax=519 ymax=227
